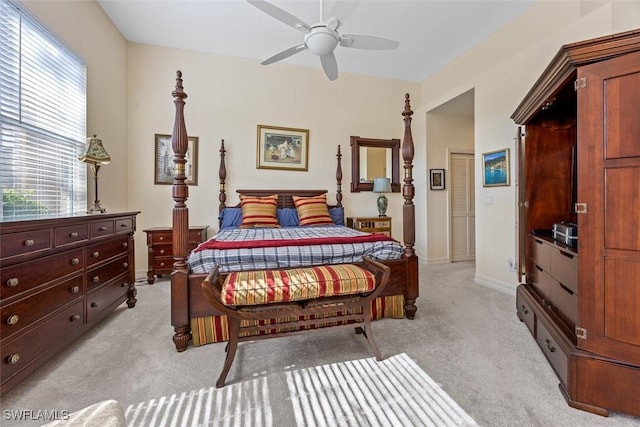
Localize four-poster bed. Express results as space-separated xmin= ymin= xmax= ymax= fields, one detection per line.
xmin=169 ymin=70 xmax=418 ymax=352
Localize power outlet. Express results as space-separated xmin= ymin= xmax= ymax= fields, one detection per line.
xmin=508 ymin=258 xmax=517 ymax=272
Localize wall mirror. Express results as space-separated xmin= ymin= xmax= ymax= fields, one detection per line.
xmin=350 ymin=136 xmax=401 ymax=192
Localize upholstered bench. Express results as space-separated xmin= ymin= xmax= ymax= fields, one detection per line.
xmin=201 ymin=256 xmax=390 ymax=387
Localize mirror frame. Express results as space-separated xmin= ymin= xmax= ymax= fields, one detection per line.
xmin=350 ymin=136 xmax=401 ymax=192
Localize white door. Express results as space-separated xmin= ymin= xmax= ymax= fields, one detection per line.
xmin=450 ymin=153 xmax=475 ymax=261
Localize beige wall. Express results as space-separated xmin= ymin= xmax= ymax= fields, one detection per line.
xmin=19 ymin=0 xmax=129 ymax=213
xmin=125 ymin=44 xmax=421 ymax=268
xmin=419 ymin=0 xmax=639 ymax=293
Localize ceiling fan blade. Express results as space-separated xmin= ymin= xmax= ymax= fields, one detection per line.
xmin=340 ymin=34 xmax=399 ymax=50
xmin=261 ymin=43 xmax=307 ymax=65
xmin=247 ymin=0 xmax=310 ymax=33
xmin=320 ymin=53 xmax=338 ymax=81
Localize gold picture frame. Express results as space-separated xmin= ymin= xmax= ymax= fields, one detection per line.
xmin=154 ymin=134 xmax=198 ymax=185
xmin=256 ymin=125 xmax=309 ymax=171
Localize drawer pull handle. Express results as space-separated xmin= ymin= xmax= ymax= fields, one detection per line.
xmin=6 ymin=315 xmax=19 ymax=325
xmin=92 ymin=251 xmax=100 ymax=258
xmin=121 ymin=282 xmax=128 ymax=288
xmin=122 ymin=262 xmax=129 ymax=268
xmin=92 ymin=276 xmax=100 ymax=283
xmin=545 ymin=339 xmax=556 ymax=353
xmin=520 ymin=305 xmax=529 ymax=315
xmin=120 ymin=223 xmax=127 ymax=227
xmin=159 ymin=249 xmax=165 ymax=255
xmin=24 ymin=239 xmax=35 ymax=246
xmin=559 ymin=250 xmax=574 ymax=259
xmin=70 ymin=314 xmax=80 ymax=322
xmin=69 ymin=231 xmax=79 ymax=237
xmin=559 ymin=283 xmax=575 ymax=295
xmin=91 ymin=302 xmax=99 ymax=308
xmin=160 ymin=262 xmax=165 ymax=267
xmin=6 ymin=278 xmax=19 ymax=288
xmin=99 ymin=226 xmax=108 ymax=231
xmin=159 ymin=236 xmax=164 ymax=241
xmin=122 ymin=242 xmax=128 ymax=248
xmin=71 ymin=286 xmax=80 ymax=294
xmin=70 ymin=257 xmax=80 ymax=265
xmin=7 ymin=354 xmax=20 ymax=365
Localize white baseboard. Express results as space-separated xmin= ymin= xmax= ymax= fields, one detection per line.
xmin=474 ymin=273 xmax=517 ymax=296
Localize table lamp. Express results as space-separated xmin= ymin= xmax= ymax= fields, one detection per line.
xmin=79 ymin=134 xmax=111 ymax=214
xmin=372 ymin=177 xmax=391 ymax=217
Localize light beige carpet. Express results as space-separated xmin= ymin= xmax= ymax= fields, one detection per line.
xmin=124 ymin=353 xmax=477 ymax=427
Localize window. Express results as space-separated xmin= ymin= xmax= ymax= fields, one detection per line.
xmin=0 ymin=0 xmax=87 ymax=220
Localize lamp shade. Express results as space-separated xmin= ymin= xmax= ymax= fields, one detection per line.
xmin=79 ymin=135 xmax=111 ymax=164
xmin=372 ymin=177 xmax=391 ymax=193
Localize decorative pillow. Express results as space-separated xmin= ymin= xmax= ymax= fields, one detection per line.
xmin=277 ymin=208 xmax=299 ymax=227
xmin=239 ymin=194 xmax=279 ymax=228
xmin=328 ymin=207 xmax=345 ymax=226
xmin=218 ymin=207 xmax=243 ymax=229
xmin=292 ymin=194 xmax=334 ymax=226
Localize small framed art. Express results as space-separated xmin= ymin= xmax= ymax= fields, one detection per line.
xmin=482 ymin=148 xmax=510 ymax=187
xmin=154 ymin=134 xmax=198 ymax=185
xmin=256 ymin=125 xmax=309 ymax=171
xmin=430 ymin=169 xmax=445 ymax=190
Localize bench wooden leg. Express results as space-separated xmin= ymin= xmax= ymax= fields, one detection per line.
xmin=216 ymin=318 xmax=240 ymax=388
xmin=360 ymin=306 xmax=383 ymax=361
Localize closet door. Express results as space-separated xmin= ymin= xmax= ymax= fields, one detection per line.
xmin=577 ymin=51 xmax=640 ymax=365
xmin=450 ymin=153 xmax=475 ymax=261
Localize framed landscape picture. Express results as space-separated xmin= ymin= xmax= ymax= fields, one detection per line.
xmin=482 ymin=148 xmax=510 ymax=187
xmin=154 ymin=134 xmax=198 ymax=185
xmin=256 ymin=125 xmax=309 ymax=171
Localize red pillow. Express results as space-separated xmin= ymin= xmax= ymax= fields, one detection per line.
xmin=293 ymin=194 xmax=334 ymax=226
xmin=239 ymin=194 xmax=279 ymax=228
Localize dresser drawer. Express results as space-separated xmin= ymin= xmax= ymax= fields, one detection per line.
xmin=1 ymin=301 xmax=84 ymax=385
xmin=1 ymin=248 xmax=84 ymax=300
xmin=90 ymin=220 xmax=115 ymax=239
xmin=536 ymin=317 xmax=569 ymax=386
xmin=529 ymin=236 xmax=551 ymax=272
xmin=550 ymin=247 xmax=578 ymax=293
xmin=1 ymin=276 xmax=83 ymax=340
xmin=86 ymin=236 xmax=129 ymax=267
xmin=86 ymin=278 xmax=128 ymax=323
xmin=516 ymin=286 xmax=535 ymax=336
xmin=1 ymin=229 xmax=51 ymax=260
xmin=115 ymin=217 xmax=134 ymax=234
xmin=54 ymin=224 xmax=89 ymax=247
xmin=86 ymin=255 xmax=129 ymax=293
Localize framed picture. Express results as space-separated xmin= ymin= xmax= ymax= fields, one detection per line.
xmin=482 ymin=148 xmax=510 ymax=187
xmin=430 ymin=169 xmax=445 ymax=190
xmin=154 ymin=134 xmax=198 ymax=185
xmin=256 ymin=125 xmax=309 ymax=171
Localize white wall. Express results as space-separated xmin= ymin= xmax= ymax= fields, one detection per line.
xmin=419 ymin=0 xmax=639 ymax=293
xmin=125 ymin=44 xmax=421 ymax=269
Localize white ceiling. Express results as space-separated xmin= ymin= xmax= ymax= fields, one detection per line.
xmin=97 ymin=0 xmax=536 ymax=82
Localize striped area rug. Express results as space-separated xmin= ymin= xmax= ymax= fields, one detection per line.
xmin=124 ymin=353 xmax=477 ymax=426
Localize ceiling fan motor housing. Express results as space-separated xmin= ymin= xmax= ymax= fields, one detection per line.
xmin=304 ymin=26 xmax=339 ymax=57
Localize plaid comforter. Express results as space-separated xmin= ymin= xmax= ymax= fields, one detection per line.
xmin=187 ymin=226 xmax=404 ymax=274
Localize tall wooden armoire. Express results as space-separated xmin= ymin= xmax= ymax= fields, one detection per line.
xmin=512 ymin=29 xmax=640 ymax=417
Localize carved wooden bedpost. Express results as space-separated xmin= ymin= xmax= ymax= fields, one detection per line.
xmin=171 ymin=70 xmax=191 ymax=351
xmin=401 ymin=93 xmax=418 ymax=319
xmin=219 ymin=140 xmax=227 ymax=213
xmin=336 ymin=145 xmax=343 ymax=207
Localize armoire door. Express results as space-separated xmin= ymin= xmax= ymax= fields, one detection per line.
xmin=577 ymin=50 xmax=640 ymax=365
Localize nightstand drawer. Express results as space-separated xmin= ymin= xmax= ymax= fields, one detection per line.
xmin=151 ymin=231 xmax=172 ymax=243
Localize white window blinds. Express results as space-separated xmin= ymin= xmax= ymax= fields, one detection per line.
xmin=0 ymin=0 xmax=87 ymax=220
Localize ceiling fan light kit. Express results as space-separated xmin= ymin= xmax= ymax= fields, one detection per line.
xmin=248 ymin=0 xmax=399 ymax=81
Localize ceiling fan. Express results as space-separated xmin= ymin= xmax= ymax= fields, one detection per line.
xmin=247 ymin=0 xmax=399 ymax=81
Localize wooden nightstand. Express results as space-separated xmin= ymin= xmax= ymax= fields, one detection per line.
xmin=347 ymin=217 xmax=391 ymax=236
xmin=143 ymin=226 xmax=208 ymax=284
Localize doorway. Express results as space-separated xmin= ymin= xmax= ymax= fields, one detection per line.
xmin=450 ymin=152 xmax=475 ymax=261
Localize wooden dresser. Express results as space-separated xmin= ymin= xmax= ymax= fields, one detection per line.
xmin=0 ymin=212 xmax=140 ymax=396
xmin=347 ymin=217 xmax=391 ymax=236
xmin=143 ymin=226 xmax=208 ymax=284
xmin=512 ymin=30 xmax=640 ymax=417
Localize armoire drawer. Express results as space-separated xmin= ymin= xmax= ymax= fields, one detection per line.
xmin=529 ymin=236 xmax=551 ymax=272
xmin=1 ymin=301 xmax=84 ymax=384
xmin=1 ymin=248 xmax=84 ymax=301
xmin=550 ymin=280 xmax=578 ymax=328
xmin=1 ymin=276 xmax=84 ymax=340
xmin=527 ymin=259 xmax=554 ymax=303
xmin=536 ymin=316 xmax=569 ymax=387
xmin=550 ymin=247 xmax=578 ymax=293
xmin=516 ymin=286 xmax=535 ymax=335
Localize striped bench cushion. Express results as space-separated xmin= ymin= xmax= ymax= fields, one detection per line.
xmin=221 ymin=264 xmax=375 ymax=306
